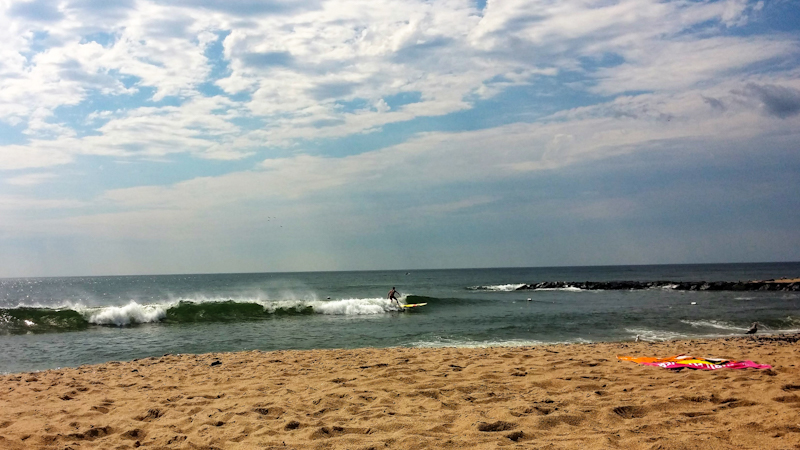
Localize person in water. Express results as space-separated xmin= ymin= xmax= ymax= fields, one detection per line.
xmin=388 ymin=287 xmax=401 ymax=307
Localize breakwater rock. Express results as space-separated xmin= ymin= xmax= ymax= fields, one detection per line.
xmin=519 ymin=280 xmax=800 ymax=291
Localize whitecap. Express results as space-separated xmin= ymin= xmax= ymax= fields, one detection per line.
xmin=84 ymin=302 xmax=168 ymax=326
xmin=311 ymin=298 xmax=396 ymax=315
xmin=533 ymin=287 xmax=585 ymax=292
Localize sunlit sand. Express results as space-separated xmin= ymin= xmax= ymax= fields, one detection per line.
xmin=1 ymin=336 xmax=797 ymax=449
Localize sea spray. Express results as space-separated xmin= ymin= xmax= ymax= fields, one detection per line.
xmin=312 ymin=298 xmax=396 ymax=315
xmin=86 ymin=301 xmax=168 ymax=326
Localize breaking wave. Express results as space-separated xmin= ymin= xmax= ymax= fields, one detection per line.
xmin=0 ymin=295 xmax=429 ymax=335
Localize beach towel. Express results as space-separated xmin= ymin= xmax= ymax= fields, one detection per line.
xmin=617 ymin=354 xmax=772 ymax=370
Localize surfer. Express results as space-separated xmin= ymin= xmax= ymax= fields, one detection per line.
xmin=388 ymin=287 xmax=401 ymax=307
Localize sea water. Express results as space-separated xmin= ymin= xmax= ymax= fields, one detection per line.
xmin=1 ymin=263 xmax=799 ymax=374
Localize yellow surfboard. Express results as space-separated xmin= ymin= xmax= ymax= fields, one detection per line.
xmin=401 ymin=303 xmax=427 ymax=308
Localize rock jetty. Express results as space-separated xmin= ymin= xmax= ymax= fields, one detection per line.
xmin=519 ymin=280 xmax=800 ymax=291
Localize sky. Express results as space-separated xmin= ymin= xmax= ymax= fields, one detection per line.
xmin=1 ymin=0 xmax=799 ymax=277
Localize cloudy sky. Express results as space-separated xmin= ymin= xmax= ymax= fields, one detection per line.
xmin=1 ymin=0 xmax=799 ymax=276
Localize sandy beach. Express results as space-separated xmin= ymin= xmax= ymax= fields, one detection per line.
xmin=1 ymin=336 xmax=799 ymax=449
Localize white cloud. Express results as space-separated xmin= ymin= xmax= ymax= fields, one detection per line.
xmin=0 ymin=194 xmax=85 ymax=211
xmin=0 ymin=142 xmax=75 ymax=170
xmin=0 ymin=94 xmax=252 ymax=168
xmin=92 ymin=78 xmax=800 ymax=216
xmin=5 ymin=172 xmax=56 ymax=186
xmin=0 ymin=0 xmax=795 ymax=171
xmin=593 ymin=36 xmax=796 ymax=94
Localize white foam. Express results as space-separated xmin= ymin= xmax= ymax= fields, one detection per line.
xmin=311 ymin=298 xmax=397 ymax=315
xmin=254 ymin=296 xmax=404 ymax=315
xmin=784 ymin=315 xmax=800 ymax=326
xmin=635 ymin=321 xmax=800 ymax=339
xmin=625 ymin=328 xmax=690 ymax=342
xmin=680 ymin=320 xmax=745 ymax=331
xmin=482 ymin=284 xmax=526 ymax=292
xmin=534 ymin=287 xmax=585 ymax=292
xmin=75 ymin=295 xmax=411 ymax=323
xmin=260 ymin=300 xmax=313 ymax=313
xmin=84 ymin=301 xmax=168 ymax=326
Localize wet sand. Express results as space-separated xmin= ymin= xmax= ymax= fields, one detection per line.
xmin=1 ymin=336 xmax=799 ymax=449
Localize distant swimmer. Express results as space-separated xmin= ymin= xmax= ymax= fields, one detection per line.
xmin=388 ymin=287 xmax=401 ymax=307
xmin=745 ymin=322 xmax=758 ymax=335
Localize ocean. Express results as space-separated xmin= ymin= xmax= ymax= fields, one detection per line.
xmin=1 ymin=262 xmax=799 ymax=374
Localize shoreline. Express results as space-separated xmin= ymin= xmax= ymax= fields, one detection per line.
xmin=2 ymin=335 xmax=799 ymax=449
xmin=3 ymin=331 xmax=795 ymax=375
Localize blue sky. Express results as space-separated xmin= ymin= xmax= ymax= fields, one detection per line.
xmin=1 ymin=0 xmax=799 ymax=276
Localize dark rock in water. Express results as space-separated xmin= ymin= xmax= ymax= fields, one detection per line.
xmin=517 ymin=280 xmax=800 ymax=292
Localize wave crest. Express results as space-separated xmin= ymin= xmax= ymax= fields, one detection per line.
xmin=0 ymin=296 xmax=423 ymax=334
xmin=86 ymin=302 xmax=168 ymax=326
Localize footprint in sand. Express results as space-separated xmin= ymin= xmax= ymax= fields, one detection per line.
xmin=67 ymin=426 xmax=113 ymax=441
xmin=681 ymin=411 xmax=714 ymax=417
xmin=538 ymin=414 xmax=583 ymax=428
xmin=772 ymin=395 xmax=800 ymax=403
xmin=252 ymin=406 xmax=284 ymax=419
xmin=506 ymin=430 xmax=524 ymax=441
xmin=120 ymin=428 xmax=145 ymax=440
xmin=477 ymin=421 xmax=516 ymax=432
xmin=511 ymin=406 xmax=552 ymax=417
xmin=311 ymin=425 xmax=347 ymax=439
xmin=167 ymin=435 xmax=187 ymax=445
xmin=136 ymin=408 xmax=162 ymax=421
xmin=611 ymin=405 xmax=648 ymax=419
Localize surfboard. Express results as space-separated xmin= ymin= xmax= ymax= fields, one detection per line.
xmin=401 ymin=303 xmax=427 ymax=308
